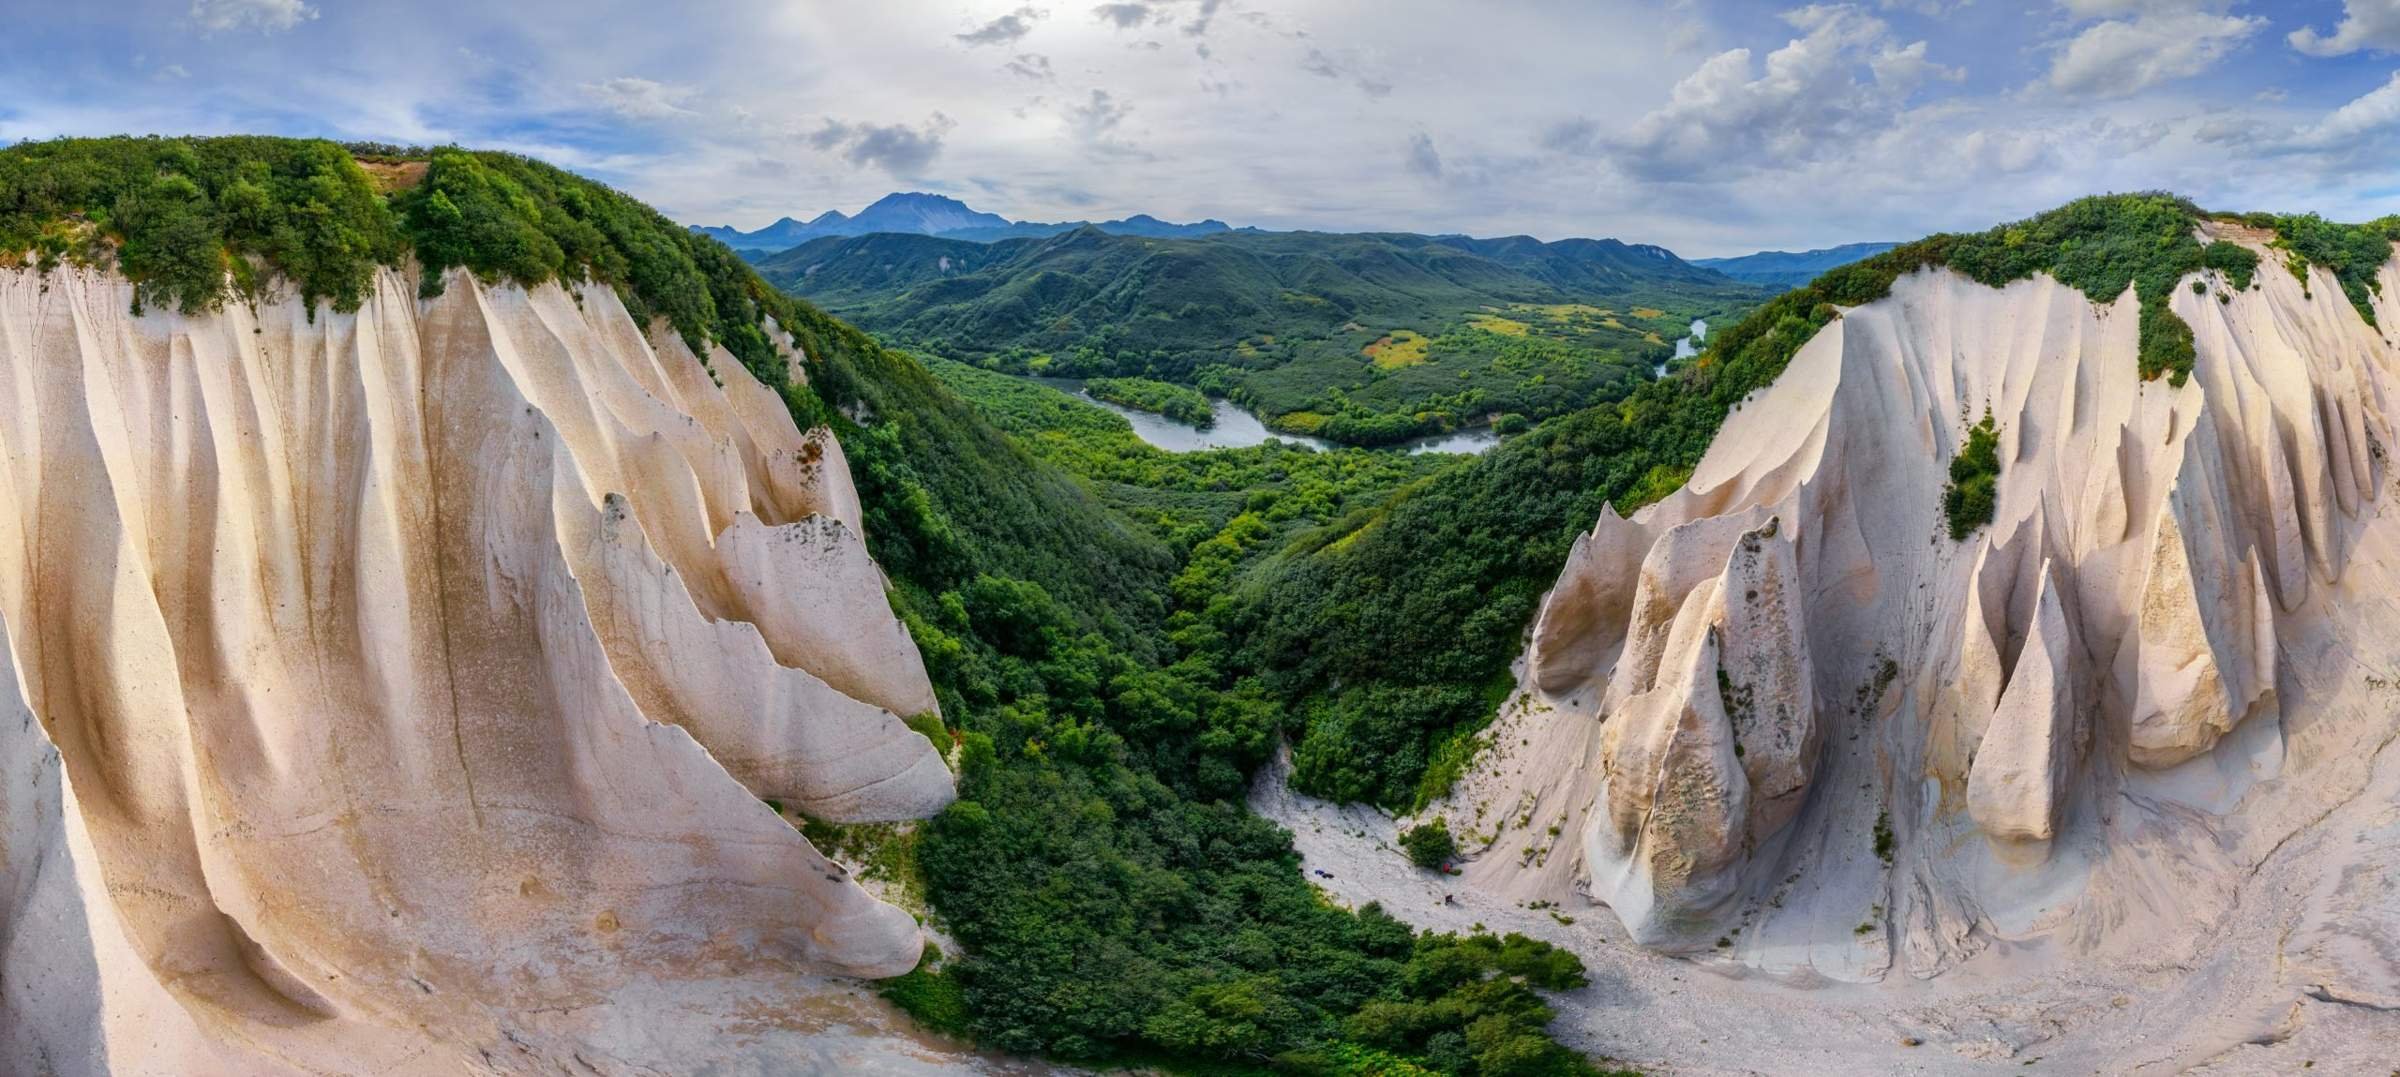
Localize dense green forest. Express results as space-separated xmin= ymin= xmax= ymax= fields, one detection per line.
xmin=782 ymin=291 xmax=1623 ymax=1077
xmin=753 ymin=227 xmax=1764 ymax=446
xmin=0 ymin=135 xmax=1617 ymax=1076
xmin=924 ymin=357 xmax=1444 ymax=555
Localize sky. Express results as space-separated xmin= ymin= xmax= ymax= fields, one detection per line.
xmin=2 ymin=0 xmax=2398 ymax=257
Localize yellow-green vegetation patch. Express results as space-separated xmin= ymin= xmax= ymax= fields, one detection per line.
xmin=355 ymin=157 xmax=427 ymax=193
xmin=1234 ymin=339 xmax=1259 ymax=358
xmin=1643 ymin=331 xmax=1664 ymax=344
xmin=1280 ymin=290 xmax=1333 ymax=307
xmin=1273 ymin=410 xmax=1330 ymax=433
xmin=1601 ymin=316 xmax=1628 ymax=330
xmin=1322 ymin=515 xmax=1382 ymax=555
xmin=1510 ymin=301 xmax=1610 ymax=320
xmin=1630 ymin=306 xmax=1667 ymax=319
xmin=1466 ymin=313 xmax=1530 ymax=336
xmin=1363 ymin=328 xmax=1431 ymax=367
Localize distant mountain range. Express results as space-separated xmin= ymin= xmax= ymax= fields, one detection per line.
xmin=1691 ymin=242 xmax=1899 ymax=288
xmin=756 ymin=227 xmax=1744 ymax=322
xmin=751 ymin=225 xmax=1764 ymax=445
xmin=691 ymin=192 xmax=1249 ymax=251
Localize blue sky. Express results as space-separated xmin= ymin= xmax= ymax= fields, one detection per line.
xmin=2 ymin=0 xmax=2397 ymax=256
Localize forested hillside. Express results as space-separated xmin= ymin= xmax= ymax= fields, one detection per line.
xmin=757 ymin=226 xmax=1763 ymax=446
xmin=1196 ymin=193 xmax=2394 ymax=811
xmin=0 ymin=135 xmax=1619 ymax=1077
xmin=781 ymin=269 xmax=1625 ymax=1077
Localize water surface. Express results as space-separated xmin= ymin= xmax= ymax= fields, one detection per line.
xmin=1033 ymin=376 xmax=1498 ymax=455
xmin=1399 ymin=427 xmax=1501 ymax=455
xmin=1034 ymin=378 xmax=1340 ymax=452
xmin=1660 ymin=317 xmax=1709 ymax=376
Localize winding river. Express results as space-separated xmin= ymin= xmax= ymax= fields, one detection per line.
xmin=1036 ymin=377 xmax=1500 ymax=455
xmin=1659 ymin=317 xmax=1708 ymax=376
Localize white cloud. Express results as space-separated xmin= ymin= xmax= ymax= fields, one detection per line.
xmin=583 ymin=77 xmax=697 ymax=120
xmin=1870 ymin=39 xmax=1966 ymax=91
xmin=1068 ymin=89 xmax=1130 ymax=136
xmin=190 ymin=0 xmax=316 ymax=33
xmin=1301 ymin=47 xmax=1393 ymax=99
xmin=1404 ymin=132 xmax=1442 ymax=179
xmin=805 ymin=115 xmax=956 ymax=176
xmin=1598 ymin=4 xmax=1959 ymax=180
xmin=1064 ymin=89 xmax=1150 ymax=157
xmin=2289 ymin=0 xmax=2400 ymax=56
xmin=2054 ymin=0 xmax=2234 ymax=15
xmin=2192 ymin=69 xmax=2400 ymax=174
xmin=2285 ymin=70 xmax=2400 ymax=148
xmin=958 ymin=6 xmax=1045 ymax=47
xmin=1183 ymin=0 xmax=1225 ymax=37
xmin=1005 ymin=53 xmax=1055 ymax=80
xmin=1091 ymin=3 xmax=1158 ymax=28
xmin=2041 ymin=8 xmax=2262 ymax=98
xmin=1949 ymin=127 xmax=2058 ymax=172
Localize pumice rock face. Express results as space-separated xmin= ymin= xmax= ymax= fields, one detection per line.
xmin=0 ymin=266 xmax=953 ymax=1075
xmin=1437 ymin=229 xmax=2400 ymax=980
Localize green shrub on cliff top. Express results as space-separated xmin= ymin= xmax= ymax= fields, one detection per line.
xmin=2259 ymin=212 xmax=2399 ymax=327
xmin=0 ymin=136 xmax=403 ymax=316
xmin=0 ymin=136 xmax=803 ymax=385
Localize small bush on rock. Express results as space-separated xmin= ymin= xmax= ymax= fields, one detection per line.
xmin=1401 ymin=818 xmax=1458 ymax=869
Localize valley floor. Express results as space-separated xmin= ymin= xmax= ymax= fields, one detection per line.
xmin=1251 ymin=659 xmax=2400 ymax=1076
xmin=490 ymin=974 xmax=1071 ymax=1075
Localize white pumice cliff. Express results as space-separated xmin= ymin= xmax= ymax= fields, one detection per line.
xmin=0 ymin=265 xmax=961 ymax=1075
xmin=1431 ymin=223 xmax=2400 ymax=1033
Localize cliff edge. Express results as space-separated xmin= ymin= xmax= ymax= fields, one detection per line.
xmin=0 ymin=264 xmax=955 ymax=1075
xmin=1447 ymin=220 xmax=2400 ymax=1010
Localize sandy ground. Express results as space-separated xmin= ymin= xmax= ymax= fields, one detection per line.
xmin=1254 ymin=727 xmax=2400 ymax=1075
xmin=497 ymin=974 xmax=1069 ymax=1076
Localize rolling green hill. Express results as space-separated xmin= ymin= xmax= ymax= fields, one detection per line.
xmin=756 ymin=226 xmax=1766 ymax=446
